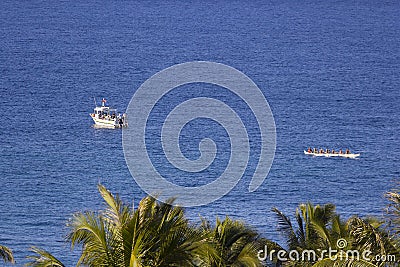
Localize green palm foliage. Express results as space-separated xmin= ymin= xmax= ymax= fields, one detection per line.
xmin=24 ymin=186 xmax=400 ymax=267
xmin=348 ymin=217 xmax=399 ymax=267
xmin=67 ymin=184 xmax=209 ymax=267
xmin=271 ymin=203 xmax=386 ymax=267
xmin=200 ymin=217 xmax=264 ymax=267
xmin=386 ymin=189 xmax=400 ymax=239
xmin=27 ymin=184 xmax=210 ymax=267
xmin=25 ymin=247 xmax=65 ymax=267
xmin=273 ymin=203 xmax=339 ymax=252
xmin=271 ymin=202 xmax=400 ymax=267
xmin=0 ymin=244 xmax=14 ymax=264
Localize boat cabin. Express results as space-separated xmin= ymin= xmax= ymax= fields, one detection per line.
xmin=93 ymin=106 xmax=118 ymax=119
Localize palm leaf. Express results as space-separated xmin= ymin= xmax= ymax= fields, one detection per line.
xmin=348 ymin=216 xmax=400 ymax=266
xmin=25 ymin=247 xmax=64 ymax=267
xmin=98 ymin=184 xmax=132 ymax=227
xmin=386 ymin=189 xmax=400 ymax=238
xmin=0 ymin=245 xmax=15 ymax=264
xmin=205 ymin=216 xmax=263 ymax=266
xmin=67 ymin=211 xmax=118 ymax=266
xmin=272 ymin=207 xmax=299 ymax=249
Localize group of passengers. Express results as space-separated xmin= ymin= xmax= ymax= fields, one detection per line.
xmin=99 ymin=113 xmax=121 ymax=120
xmin=307 ymin=147 xmax=351 ymax=154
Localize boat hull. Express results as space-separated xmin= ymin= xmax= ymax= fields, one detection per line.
xmin=91 ymin=116 xmax=125 ymax=128
xmin=304 ymin=151 xmax=360 ymax=159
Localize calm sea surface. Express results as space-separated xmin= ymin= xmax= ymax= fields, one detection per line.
xmin=1 ymin=0 xmax=399 ymax=265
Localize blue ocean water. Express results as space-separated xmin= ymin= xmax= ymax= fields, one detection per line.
xmin=0 ymin=0 xmax=399 ymax=265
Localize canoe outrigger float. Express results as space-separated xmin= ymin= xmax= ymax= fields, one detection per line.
xmin=304 ymin=150 xmax=360 ymax=159
xmin=90 ymin=98 xmax=128 ymax=128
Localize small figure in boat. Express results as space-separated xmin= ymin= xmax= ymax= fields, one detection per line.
xmin=339 ymin=149 xmax=343 ymax=154
xmin=326 ymin=149 xmax=330 ymax=154
xmin=320 ymin=148 xmax=324 ymax=153
xmin=313 ymin=148 xmax=317 ymax=153
xmin=307 ymin=147 xmax=312 ymax=153
xmin=346 ymin=149 xmax=350 ymax=154
xmin=332 ymin=149 xmax=335 ymax=154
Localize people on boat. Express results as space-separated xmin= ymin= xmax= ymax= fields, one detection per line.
xmin=305 ymin=148 xmax=354 ymax=154
xmin=303 ymin=148 xmax=357 ymax=154
xmin=305 ymin=147 xmax=357 ymax=157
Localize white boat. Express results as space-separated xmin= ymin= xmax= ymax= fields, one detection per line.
xmin=304 ymin=151 xmax=360 ymax=159
xmin=90 ymin=98 xmax=128 ymax=128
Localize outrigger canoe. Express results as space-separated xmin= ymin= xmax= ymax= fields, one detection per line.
xmin=304 ymin=151 xmax=360 ymax=159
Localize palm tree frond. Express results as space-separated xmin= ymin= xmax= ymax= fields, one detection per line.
xmin=25 ymin=246 xmax=64 ymax=267
xmin=273 ymin=207 xmax=299 ymax=249
xmin=0 ymin=245 xmax=15 ymax=264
